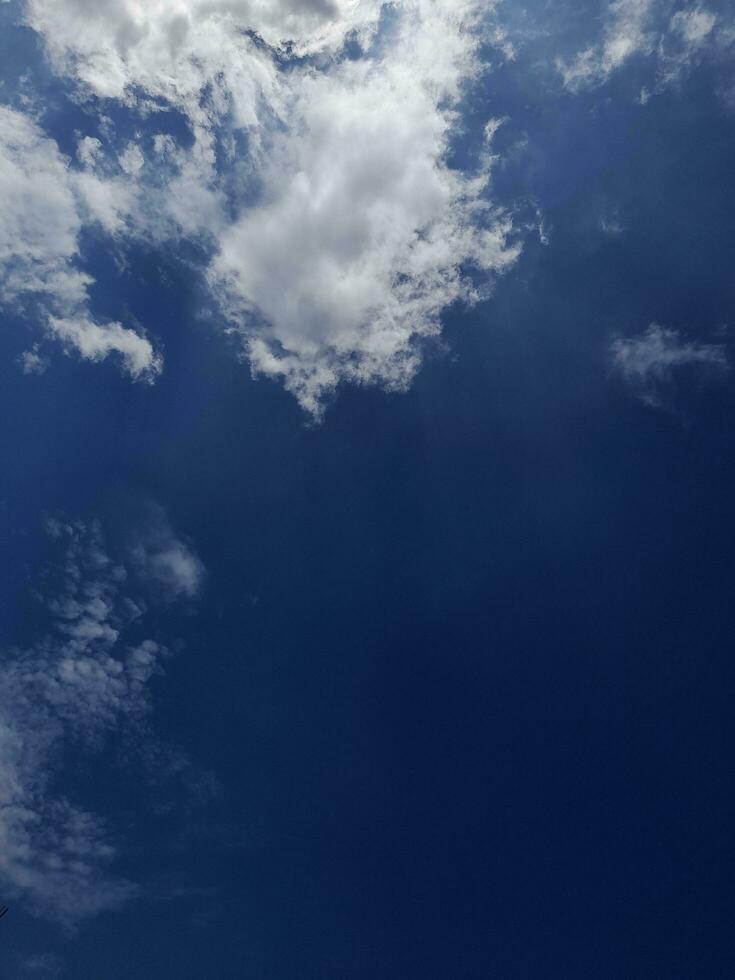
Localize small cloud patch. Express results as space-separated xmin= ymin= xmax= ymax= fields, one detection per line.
xmin=610 ymin=323 xmax=728 ymax=407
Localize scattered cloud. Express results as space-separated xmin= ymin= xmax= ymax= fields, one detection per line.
xmin=129 ymin=504 xmax=206 ymax=601
xmin=18 ymin=344 xmax=50 ymax=376
xmin=47 ymin=316 xmax=161 ymax=381
xmin=0 ymin=513 xmax=205 ymax=926
xmin=647 ymin=5 xmax=719 ymax=96
xmin=24 ymin=0 xmax=385 ymax=99
xmin=671 ymin=6 xmax=717 ymax=46
xmin=11 ymin=0 xmax=519 ymax=416
xmin=599 ymin=212 xmax=626 ymax=236
xmin=557 ymin=0 xmax=656 ymax=90
xmin=0 ymin=106 xmax=161 ymax=382
xmin=610 ymin=323 xmax=728 ymax=406
xmin=4 ymin=0 xmax=733 ymax=410
xmin=557 ymin=1 xmax=723 ymax=96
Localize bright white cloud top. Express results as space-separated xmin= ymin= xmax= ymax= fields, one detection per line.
xmin=209 ymin=3 xmax=519 ymax=414
xmin=1 ymin=0 xmax=518 ymax=413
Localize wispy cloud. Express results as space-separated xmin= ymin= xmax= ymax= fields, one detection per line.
xmin=18 ymin=344 xmax=50 ymax=376
xmin=0 ymin=107 xmax=162 ymax=382
xmin=557 ymin=0 xmax=723 ymax=96
xmin=645 ymin=5 xmax=719 ymax=98
xmin=0 ymin=513 xmax=205 ymax=927
xmin=128 ymin=503 xmax=206 ymax=602
xmin=557 ymin=0 xmax=656 ymax=90
xmin=18 ymin=952 xmax=64 ymax=978
xmin=599 ymin=212 xmax=626 ymax=236
xmin=610 ymin=323 xmax=728 ymax=407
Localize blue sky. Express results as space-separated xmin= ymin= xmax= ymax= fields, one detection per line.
xmin=1 ymin=0 xmax=735 ymax=976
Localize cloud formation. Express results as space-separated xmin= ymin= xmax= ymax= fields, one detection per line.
xmin=129 ymin=505 xmax=206 ymax=601
xmin=557 ymin=0 xmax=723 ymax=95
xmin=12 ymin=0 xmax=518 ymax=415
xmin=0 ymin=513 xmax=204 ymax=926
xmin=558 ymin=0 xmax=656 ymax=90
xmin=25 ymin=0 xmax=384 ymax=99
xmin=211 ymin=2 xmax=519 ymax=414
xmin=610 ymin=323 xmax=728 ymax=406
xmin=0 ymin=106 xmax=162 ymax=382
xmin=18 ymin=344 xmax=50 ymax=376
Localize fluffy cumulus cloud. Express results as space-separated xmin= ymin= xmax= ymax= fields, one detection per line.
xmin=24 ymin=0 xmax=384 ymax=98
xmin=0 ymin=106 xmax=161 ymax=381
xmin=0 ymin=106 xmax=90 ymax=313
xmin=8 ymin=0 xmax=518 ymax=414
xmin=611 ymin=323 xmax=728 ymax=406
xmin=211 ymin=2 xmax=519 ymax=414
xmin=0 ymin=514 xmax=204 ymax=925
xmin=557 ymin=0 xmax=724 ymax=94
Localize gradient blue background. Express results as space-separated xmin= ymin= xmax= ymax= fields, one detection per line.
xmin=1 ymin=2 xmax=735 ymax=976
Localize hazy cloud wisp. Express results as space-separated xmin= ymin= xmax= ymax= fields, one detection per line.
xmin=0 ymin=514 xmax=204 ymax=926
xmin=0 ymin=106 xmax=161 ymax=382
xmin=611 ymin=323 xmax=728 ymax=406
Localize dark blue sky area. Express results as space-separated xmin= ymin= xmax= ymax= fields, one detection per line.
xmin=1 ymin=4 xmax=735 ymax=978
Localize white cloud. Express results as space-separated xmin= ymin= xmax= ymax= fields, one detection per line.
xmin=25 ymin=0 xmax=383 ymax=97
xmin=48 ymin=316 xmax=162 ymax=381
xmin=600 ymin=213 xmax=625 ymax=235
xmin=0 ymin=105 xmax=90 ymax=312
xmin=557 ymin=1 xmax=722 ymax=95
xmin=18 ymin=344 xmax=50 ymax=375
xmin=653 ymin=6 xmax=718 ymax=92
xmin=18 ymin=0 xmax=519 ymax=416
xmin=211 ymin=1 xmax=519 ymax=414
xmin=610 ymin=323 xmax=728 ymax=406
xmin=0 ymin=106 xmax=162 ymax=382
xmin=557 ymin=0 xmax=656 ymax=90
xmin=0 ymin=515 xmax=205 ymax=925
xmin=129 ymin=505 xmax=206 ymax=600
xmin=671 ymin=6 xmax=716 ymax=45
